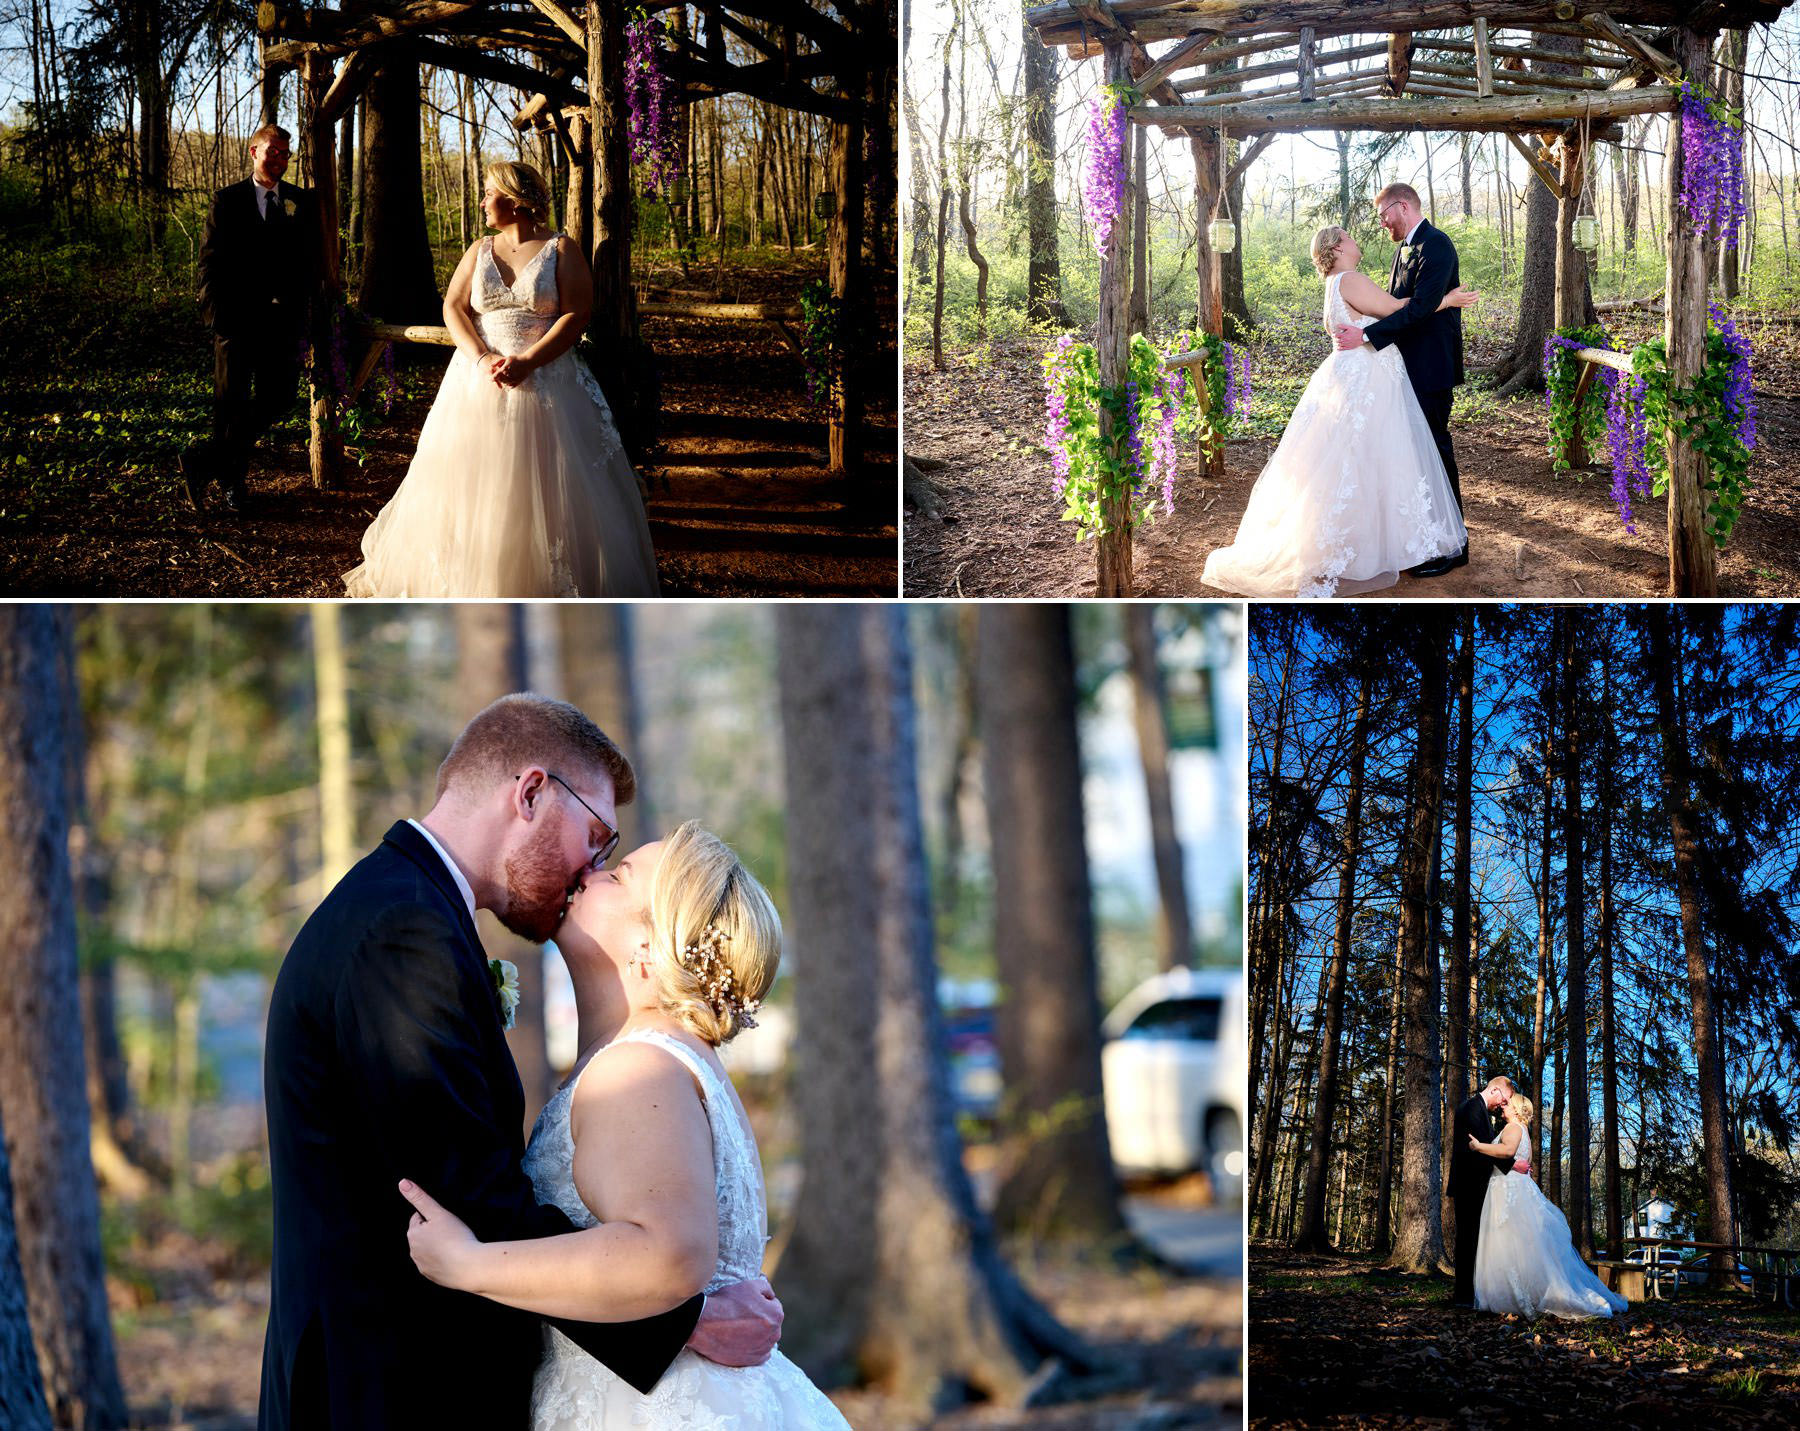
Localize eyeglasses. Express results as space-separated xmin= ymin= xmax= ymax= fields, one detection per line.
xmin=1377 ymin=199 xmax=1405 ymax=223
xmin=521 ymin=771 xmax=621 ymax=870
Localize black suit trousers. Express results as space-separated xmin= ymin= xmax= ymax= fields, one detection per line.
xmin=1453 ymin=1183 xmax=1488 ymax=1304
xmin=1416 ymin=387 xmax=1461 ymax=515
xmin=208 ymin=324 xmax=303 ymax=486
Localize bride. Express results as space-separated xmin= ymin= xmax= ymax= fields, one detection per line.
xmin=399 ymin=821 xmax=848 ymax=1429
xmin=344 ymin=161 xmax=660 ymax=597
xmin=1201 ymin=225 xmax=1475 ymax=598
xmin=1468 ymin=1093 xmax=1629 ymax=1320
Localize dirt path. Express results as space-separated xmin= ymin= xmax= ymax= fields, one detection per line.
xmin=1251 ymin=1248 xmax=1800 ymax=1428
xmin=0 ymin=263 xmax=895 ymax=598
xmin=903 ymin=335 xmax=1800 ymax=599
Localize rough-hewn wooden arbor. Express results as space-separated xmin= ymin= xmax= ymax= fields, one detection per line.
xmin=257 ymin=0 xmax=888 ymax=486
xmin=1026 ymin=0 xmax=1793 ymax=598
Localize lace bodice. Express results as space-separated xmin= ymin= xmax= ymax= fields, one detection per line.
xmin=522 ymin=1028 xmax=769 ymax=1294
xmin=473 ymin=234 xmax=561 ymax=355
xmin=1324 ymin=272 xmax=1377 ymax=336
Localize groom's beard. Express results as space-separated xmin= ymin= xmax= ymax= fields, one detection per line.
xmin=497 ymin=817 xmax=579 ymax=943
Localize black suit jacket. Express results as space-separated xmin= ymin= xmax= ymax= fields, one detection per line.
xmin=259 ymin=821 xmax=702 ymax=1431
xmin=1445 ymin=1092 xmax=1521 ymax=1200
xmin=1363 ymin=220 xmax=1465 ymax=395
xmin=198 ymin=178 xmax=322 ymax=340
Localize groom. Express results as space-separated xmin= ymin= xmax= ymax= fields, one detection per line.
xmin=1446 ymin=1074 xmax=1532 ymax=1310
xmin=260 ymin=694 xmax=782 ymax=1430
xmin=1334 ymin=182 xmax=1468 ymax=576
xmin=183 ymin=124 xmax=321 ymax=516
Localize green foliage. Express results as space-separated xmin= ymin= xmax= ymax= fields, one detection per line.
xmin=1042 ymin=332 xmax=1182 ymax=543
xmin=797 ymin=277 xmax=842 ymax=408
xmin=1632 ymin=325 xmax=1756 ymax=548
xmin=1543 ymin=323 xmax=1613 ymax=474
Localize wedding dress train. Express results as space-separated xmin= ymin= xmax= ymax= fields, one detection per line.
xmin=1201 ymin=271 xmax=1466 ymax=598
xmin=343 ymin=235 xmax=660 ymax=597
xmin=522 ymin=1030 xmax=850 ymax=1429
xmin=1474 ymin=1154 xmax=1629 ymax=1320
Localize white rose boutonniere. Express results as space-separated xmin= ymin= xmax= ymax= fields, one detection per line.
xmin=283 ymin=198 xmax=297 ymax=218
xmin=489 ymin=958 xmax=520 ymax=1030
xmin=1399 ymin=244 xmax=1416 ymax=266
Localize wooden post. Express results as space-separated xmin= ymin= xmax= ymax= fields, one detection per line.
xmin=1663 ymin=26 xmax=1718 ymax=598
xmin=1129 ymin=120 xmax=1149 ymax=334
xmin=303 ymin=51 xmax=343 ymax=491
xmin=588 ymin=0 xmax=638 ymax=445
xmin=1095 ymin=39 xmax=1134 ymax=597
xmin=1555 ymin=132 xmax=1588 ymax=466
xmin=826 ymin=83 xmax=867 ymax=477
xmin=1190 ymin=129 xmax=1224 ymax=480
xmin=1298 ymin=27 xmax=1317 ymax=101
xmin=1473 ymin=19 xmax=1494 ymax=97
xmin=563 ymin=110 xmax=593 ymax=282
xmin=1387 ymin=31 xmax=1413 ymax=95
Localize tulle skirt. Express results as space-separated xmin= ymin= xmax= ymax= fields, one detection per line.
xmin=1201 ymin=345 xmax=1466 ymax=598
xmin=344 ymin=348 xmax=660 ymax=598
xmin=532 ymin=1330 xmax=851 ymax=1430
xmin=1474 ymin=1170 xmax=1629 ymax=1320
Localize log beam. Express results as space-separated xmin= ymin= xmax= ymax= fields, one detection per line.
xmin=1426 ymin=36 xmax=1630 ymax=69
xmin=1299 ymin=26 xmax=1316 ymax=100
xmin=1507 ymin=131 xmax=1565 ymax=199
xmin=1473 ymin=18 xmax=1494 ymax=96
xmin=1662 ymin=25 xmax=1719 ymax=598
xmin=1583 ymin=12 xmax=1682 ymax=83
xmin=1096 ymin=38 xmax=1136 ymax=595
xmin=1387 ymin=31 xmax=1414 ymax=96
xmin=1174 ymin=41 xmax=1386 ymax=93
xmin=1135 ymin=30 xmax=1221 ymax=93
xmin=1129 ymin=85 xmax=1678 ymax=134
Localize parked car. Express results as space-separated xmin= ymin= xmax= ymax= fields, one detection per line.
xmin=1101 ymin=967 xmax=1246 ymax=1202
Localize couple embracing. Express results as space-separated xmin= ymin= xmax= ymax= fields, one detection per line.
xmin=259 ymin=695 xmax=844 ymax=1429
xmin=1205 ymin=183 xmax=1475 ymax=599
xmin=1450 ymin=1075 xmax=1628 ymax=1321
xmin=183 ymin=125 xmax=658 ymax=598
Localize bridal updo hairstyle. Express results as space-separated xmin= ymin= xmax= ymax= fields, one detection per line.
xmin=435 ymin=693 xmax=635 ymax=806
xmin=1508 ymin=1093 xmax=1535 ymax=1126
xmin=646 ymin=821 xmax=781 ymax=1046
xmin=1311 ymin=225 xmax=1350 ymax=276
xmin=486 ymin=160 xmax=553 ymax=226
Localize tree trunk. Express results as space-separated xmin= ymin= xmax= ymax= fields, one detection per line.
xmin=1021 ymin=20 xmax=1068 ymax=327
xmin=1123 ymin=607 xmax=1191 ymax=971
xmin=1719 ymin=30 xmax=1746 ymax=298
xmin=1643 ymin=606 xmax=1737 ymax=1278
xmin=1598 ymin=648 xmax=1623 ymax=1259
xmin=0 ymin=607 xmax=128 ymax=1429
xmin=356 ymin=56 xmax=441 ymax=322
xmin=1295 ymin=666 xmax=1370 ymax=1253
xmin=957 ymin=181 xmax=989 ymax=343
xmin=0 ymin=1103 xmax=52 ymax=1431
xmin=557 ymin=606 xmax=653 ymax=851
xmin=774 ymin=608 xmax=1093 ymax=1412
xmin=1371 ymin=918 xmax=1404 ymax=1255
xmin=827 ymin=86 xmax=869 ymax=476
xmin=1129 ymin=120 xmax=1149 ymax=335
xmin=589 ymin=0 xmax=646 ymax=455
xmin=978 ymin=607 xmax=1127 ymax=1242
xmin=1560 ymin=609 xmax=1592 ymax=1259
xmin=312 ymin=603 xmax=356 ymax=895
xmin=1388 ymin=613 xmax=1451 ymax=1274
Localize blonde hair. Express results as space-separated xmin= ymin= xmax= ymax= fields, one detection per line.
xmin=646 ymin=822 xmax=781 ymax=1045
xmin=485 ymin=159 xmax=552 ymax=224
xmin=1311 ymin=225 xmax=1349 ymax=276
xmin=1508 ymin=1093 xmax=1535 ymax=1126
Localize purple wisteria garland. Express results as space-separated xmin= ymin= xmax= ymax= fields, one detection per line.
xmin=1083 ymin=86 xmax=1129 ymax=257
xmin=1709 ymin=302 xmax=1758 ymax=451
xmin=626 ymin=11 xmax=681 ymax=198
xmin=1044 ymin=334 xmax=1077 ymax=497
xmin=1153 ymin=369 xmax=1184 ymax=513
xmin=1677 ymin=80 xmax=1747 ymax=250
xmin=1600 ymin=365 xmax=1653 ymax=534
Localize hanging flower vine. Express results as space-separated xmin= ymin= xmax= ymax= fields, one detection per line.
xmin=626 ymin=9 xmax=682 ymax=198
xmin=1677 ymin=79 xmax=1747 ymax=250
xmin=1083 ymin=84 xmax=1131 ymax=256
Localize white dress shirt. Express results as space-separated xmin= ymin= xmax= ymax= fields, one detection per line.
xmin=253 ymin=177 xmax=278 ymax=219
xmin=408 ymin=819 xmax=478 ymax=922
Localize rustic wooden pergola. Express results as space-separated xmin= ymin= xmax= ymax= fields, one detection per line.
xmin=1025 ymin=0 xmax=1794 ymax=598
xmin=257 ymin=0 xmax=883 ymax=487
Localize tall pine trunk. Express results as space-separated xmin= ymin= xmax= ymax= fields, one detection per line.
xmin=1123 ymin=607 xmax=1190 ymax=971
xmin=0 ymin=608 xmax=128 ymax=1428
xmin=1560 ymin=611 xmax=1592 ymax=1258
xmin=1021 ymin=19 xmax=1068 ymax=327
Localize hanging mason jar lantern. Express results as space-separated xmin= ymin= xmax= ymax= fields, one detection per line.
xmin=1574 ymin=214 xmax=1600 ymax=252
xmin=814 ymin=190 xmax=837 ymax=220
xmin=1209 ymin=129 xmax=1237 ymax=253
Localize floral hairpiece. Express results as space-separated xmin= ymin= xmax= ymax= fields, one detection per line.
xmin=678 ymin=924 xmax=761 ymax=1029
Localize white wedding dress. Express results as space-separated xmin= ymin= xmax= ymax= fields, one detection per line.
xmin=522 ymin=1029 xmax=850 ymax=1430
xmin=1474 ymin=1142 xmax=1628 ymax=1320
xmin=1201 ymin=271 xmax=1466 ymax=598
xmin=343 ymin=235 xmax=660 ymax=597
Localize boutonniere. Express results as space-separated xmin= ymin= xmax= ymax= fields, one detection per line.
xmin=489 ymin=958 xmax=520 ymax=1030
xmin=282 ymin=198 xmax=297 ymax=218
xmin=1399 ymin=244 xmax=1417 ymax=266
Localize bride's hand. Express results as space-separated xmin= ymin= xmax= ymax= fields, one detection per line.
xmin=1467 ymin=1133 xmax=1481 ymax=1149
xmin=399 ymin=1178 xmax=481 ymax=1290
xmin=491 ymin=354 xmax=534 ymax=387
xmin=1444 ymin=285 xmax=1480 ymax=309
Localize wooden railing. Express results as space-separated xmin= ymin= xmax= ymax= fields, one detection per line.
xmin=1598 ymin=1236 xmax=1800 ymax=1309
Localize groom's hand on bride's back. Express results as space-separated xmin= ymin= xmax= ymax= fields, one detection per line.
xmin=687 ymin=1276 xmax=783 ymax=1366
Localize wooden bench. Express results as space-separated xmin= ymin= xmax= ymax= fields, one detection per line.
xmin=1592 ymin=1259 xmax=1646 ymax=1302
xmin=1623 ymin=1237 xmax=1800 ymax=1308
